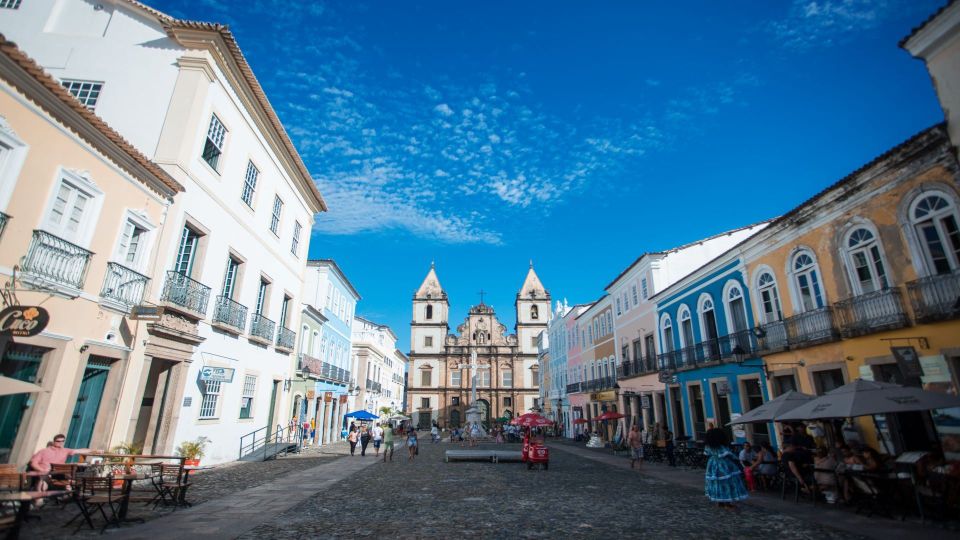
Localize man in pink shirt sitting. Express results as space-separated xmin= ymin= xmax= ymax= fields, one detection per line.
xmin=29 ymin=434 xmax=89 ymax=473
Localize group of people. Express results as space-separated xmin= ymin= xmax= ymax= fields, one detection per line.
xmin=346 ymin=422 xmax=420 ymax=462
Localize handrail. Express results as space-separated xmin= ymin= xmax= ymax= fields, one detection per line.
xmin=239 ymin=423 xmax=305 ymax=460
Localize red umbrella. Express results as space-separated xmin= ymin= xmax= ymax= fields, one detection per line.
xmin=518 ymin=415 xmax=553 ymax=428
xmin=595 ymin=411 xmax=625 ymax=421
xmin=573 ymin=418 xmax=589 ymax=425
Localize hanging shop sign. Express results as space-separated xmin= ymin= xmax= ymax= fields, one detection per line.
xmin=199 ymin=366 xmax=235 ymax=383
xmin=891 ymin=346 xmax=923 ymax=378
xmin=129 ymin=305 xmax=161 ymax=321
xmin=641 ymin=395 xmax=651 ymax=409
xmin=339 ymin=394 xmax=348 ymax=404
xmin=716 ymin=380 xmax=731 ymax=396
xmin=0 ymin=305 xmax=50 ymax=337
xmin=306 ymin=390 xmax=316 ymax=400
xmin=324 ymin=391 xmax=334 ymax=403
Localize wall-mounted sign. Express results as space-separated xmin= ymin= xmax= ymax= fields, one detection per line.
xmin=199 ymin=366 xmax=235 ymax=383
xmin=0 ymin=305 xmax=50 ymax=337
xmin=891 ymin=346 xmax=923 ymax=378
xmin=324 ymin=392 xmax=333 ymax=403
xmin=130 ymin=305 xmax=161 ymax=321
xmin=339 ymin=394 xmax=348 ymax=404
xmin=716 ymin=380 xmax=731 ymax=396
xmin=306 ymin=390 xmax=316 ymax=400
xmin=641 ymin=395 xmax=651 ymax=409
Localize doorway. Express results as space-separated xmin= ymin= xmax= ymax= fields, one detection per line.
xmin=669 ymin=386 xmax=685 ymax=437
xmin=711 ymin=380 xmax=733 ymax=441
xmin=689 ymin=384 xmax=707 ymax=440
xmin=65 ymin=357 xmax=112 ymax=449
xmin=0 ymin=345 xmax=45 ymax=462
xmin=266 ymin=380 xmax=279 ymax=432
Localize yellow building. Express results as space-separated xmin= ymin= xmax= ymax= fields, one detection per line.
xmin=739 ymin=125 xmax=960 ymax=453
xmin=0 ymin=38 xmax=182 ymax=465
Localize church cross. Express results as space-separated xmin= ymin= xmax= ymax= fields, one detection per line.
xmin=455 ymin=349 xmax=489 ymax=406
xmin=478 ymin=288 xmax=486 ymax=305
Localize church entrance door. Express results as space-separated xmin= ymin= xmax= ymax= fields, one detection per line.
xmin=476 ymin=399 xmax=490 ymax=429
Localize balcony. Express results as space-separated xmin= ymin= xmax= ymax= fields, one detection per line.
xmin=276 ymin=326 xmax=296 ymax=352
xmin=907 ymin=271 xmax=960 ymax=323
xmin=754 ymin=320 xmax=789 ymax=353
xmin=0 ymin=211 xmax=9 ymax=239
xmin=160 ymin=270 xmax=210 ymax=319
xmin=835 ymin=288 xmax=909 ymax=338
xmin=249 ymin=313 xmax=276 ymax=345
xmin=583 ymin=376 xmax=617 ymax=392
xmin=784 ymin=306 xmax=839 ymax=347
xmin=212 ymin=295 xmax=247 ymax=334
xmin=566 ymin=382 xmax=582 ymax=393
xmin=100 ymin=262 xmax=149 ymax=309
xmin=365 ymin=379 xmax=382 ymax=393
xmin=21 ymin=230 xmax=93 ymax=291
xmin=618 ymin=355 xmax=658 ymax=379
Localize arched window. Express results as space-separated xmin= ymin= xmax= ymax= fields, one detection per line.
xmin=910 ymin=192 xmax=960 ymax=275
xmin=530 ymin=305 xmax=539 ymax=319
xmin=660 ymin=314 xmax=674 ymax=353
xmin=756 ymin=270 xmax=783 ymax=323
xmin=844 ymin=227 xmax=889 ymax=294
xmin=678 ymin=306 xmax=694 ymax=347
xmin=698 ymin=294 xmax=719 ymax=342
xmin=791 ymin=251 xmax=824 ymax=312
xmin=724 ymin=281 xmax=749 ymax=333
xmin=311 ymin=330 xmax=320 ymax=356
xmin=300 ymin=325 xmax=310 ymax=354
xmin=425 ymin=304 xmax=433 ymax=320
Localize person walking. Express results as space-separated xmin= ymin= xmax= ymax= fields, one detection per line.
xmin=360 ymin=425 xmax=371 ymax=456
xmin=664 ymin=429 xmax=676 ymax=467
xmin=372 ymin=422 xmax=384 ymax=457
xmin=431 ymin=422 xmax=440 ymax=444
xmin=347 ymin=425 xmax=358 ymax=456
xmin=627 ymin=425 xmax=644 ymax=470
xmin=382 ymin=423 xmax=394 ymax=462
xmin=704 ymin=427 xmax=748 ymax=510
xmin=407 ymin=428 xmax=418 ymax=461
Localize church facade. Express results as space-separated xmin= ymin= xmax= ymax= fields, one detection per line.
xmin=406 ymin=264 xmax=551 ymax=430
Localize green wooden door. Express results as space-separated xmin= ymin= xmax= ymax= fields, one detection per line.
xmin=0 ymin=345 xmax=44 ymax=462
xmin=65 ymin=358 xmax=111 ymax=449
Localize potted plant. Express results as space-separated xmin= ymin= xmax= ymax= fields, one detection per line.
xmin=176 ymin=436 xmax=210 ymax=467
xmin=107 ymin=441 xmax=143 ymax=486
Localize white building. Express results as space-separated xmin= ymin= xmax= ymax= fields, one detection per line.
xmin=0 ymin=1 xmax=327 ymax=463
xmin=351 ymin=317 xmax=407 ymax=417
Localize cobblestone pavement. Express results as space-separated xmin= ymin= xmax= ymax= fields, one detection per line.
xmin=242 ymin=440 xmax=864 ymax=540
xmin=21 ymin=442 xmax=350 ymax=538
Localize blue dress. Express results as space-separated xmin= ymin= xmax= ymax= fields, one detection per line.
xmin=704 ymin=446 xmax=749 ymax=503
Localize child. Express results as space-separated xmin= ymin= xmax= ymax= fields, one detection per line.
xmin=407 ymin=429 xmax=418 ymax=461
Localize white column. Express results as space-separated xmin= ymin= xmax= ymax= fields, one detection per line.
xmin=316 ymin=398 xmax=327 ymax=446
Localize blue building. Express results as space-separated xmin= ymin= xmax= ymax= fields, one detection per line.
xmin=653 ymin=255 xmax=773 ymax=447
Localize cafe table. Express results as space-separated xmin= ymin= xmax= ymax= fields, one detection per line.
xmin=110 ymin=472 xmax=154 ymax=522
xmin=0 ymin=490 xmax=67 ymax=539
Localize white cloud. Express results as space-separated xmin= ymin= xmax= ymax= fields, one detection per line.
xmin=769 ymin=0 xmax=891 ymax=50
xmin=434 ymin=103 xmax=454 ymax=116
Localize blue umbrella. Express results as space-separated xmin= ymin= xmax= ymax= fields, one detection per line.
xmin=345 ymin=410 xmax=379 ymax=421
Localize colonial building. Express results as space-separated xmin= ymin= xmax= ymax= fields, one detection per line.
xmin=0 ymin=1 xmax=327 ymax=463
xmin=352 ymin=316 xmax=406 ymax=416
xmin=0 ymin=37 xmax=182 ymax=465
xmin=407 ymin=264 xmax=549 ymax=430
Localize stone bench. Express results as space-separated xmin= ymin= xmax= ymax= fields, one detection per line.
xmin=445 ymin=450 xmax=523 ymax=463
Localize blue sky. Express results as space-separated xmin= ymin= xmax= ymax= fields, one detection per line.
xmin=154 ymin=0 xmax=945 ymax=353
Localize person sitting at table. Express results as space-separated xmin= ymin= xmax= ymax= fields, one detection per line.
xmin=813 ymin=447 xmax=838 ymax=501
xmin=781 ymin=441 xmax=814 ymax=492
xmin=751 ymin=442 xmax=778 ymax=488
xmin=28 ymin=434 xmax=90 ymax=474
xmin=860 ymin=446 xmax=884 ymax=472
xmin=738 ymin=442 xmax=757 ymax=468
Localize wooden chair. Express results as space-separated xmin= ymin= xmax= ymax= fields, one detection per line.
xmin=0 ymin=465 xmax=17 ymax=474
xmin=73 ymin=476 xmax=127 ymax=532
xmin=0 ymin=473 xmax=24 ymax=492
xmin=152 ymin=464 xmax=189 ymax=508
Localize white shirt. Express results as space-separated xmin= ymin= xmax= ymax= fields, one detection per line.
xmin=372 ymin=426 xmax=383 ymax=441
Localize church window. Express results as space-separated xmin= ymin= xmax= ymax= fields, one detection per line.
xmin=420 ymin=370 xmax=432 ymax=386
xmin=424 ymin=336 xmax=433 ymax=347
xmin=503 ymin=370 xmax=513 ymax=388
xmin=480 ymin=370 xmax=491 ymax=387
xmin=530 ymin=305 xmax=539 ymax=319
xmin=451 ymin=397 xmax=460 ymax=405
xmin=504 ymin=397 xmax=512 ymax=407
xmin=420 ymin=397 xmax=430 ymax=408
xmin=451 ymin=370 xmax=461 ymax=386
xmin=426 ymin=304 xmax=433 ymax=320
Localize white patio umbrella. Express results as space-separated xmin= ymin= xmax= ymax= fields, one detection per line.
xmin=388 ymin=414 xmax=410 ymax=421
xmin=0 ymin=375 xmax=44 ymax=396
xmin=726 ymin=390 xmax=816 ymax=425
xmin=777 ymin=379 xmax=960 ymax=421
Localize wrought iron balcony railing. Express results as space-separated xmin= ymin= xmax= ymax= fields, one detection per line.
xmin=906 ymin=270 xmax=960 ymax=323
xmin=0 ymin=211 xmax=9 ymax=239
xmin=365 ymin=379 xmax=382 ymax=393
xmin=583 ymin=376 xmax=617 ymax=392
xmin=100 ymin=262 xmax=149 ymax=307
xmin=249 ymin=313 xmax=276 ymax=342
xmin=161 ymin=270 xmax=211 ymax=316
xmin=213 ymin=295 xmax=247 ymax=332
xmin=276 ymin=326 xmax=296 ymax=350
xmin=834 ymin=287 xmax=909 ymax=338
xmin=21 ymin=230 xmax=93 ymax=290
xmin=754 ymin=319 xmax=789 ymax=353
xmin=783 ymin=306 xmax=839 ymax=347
xmin=618 ymin=355 xmax=658 ymax=379
xmin=566 ymin=382 xmax=582 ymax=393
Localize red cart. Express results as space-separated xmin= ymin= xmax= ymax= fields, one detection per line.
xmin=518 ymin=414 xmax=552 ymax=470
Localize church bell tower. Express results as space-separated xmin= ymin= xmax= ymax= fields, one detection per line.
xmin=411 ymin=263 xmax=449 ymax=355
xmin=515 ymin=262 xmax=551 ymax=355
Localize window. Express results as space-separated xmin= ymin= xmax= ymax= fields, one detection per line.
xmin=241 ymin=161 xmax=258 ymax=207
xmin=280 ymin=295 xmax=291 ymax=328
xmin=420 ymin=397 xmax=430 ymax=409
xmin=531 ymin=305 xmax=539 ymax=319
xmin=420 ymin=370 xmax=432 ymax=386
xmin=270 ymin=195 xmax=283 ymax=234
xmin=221 ymin=257 xmax=240 ymax=299
xmin=910 ymin=193 xmax=960 ymax=275
xmin=291 ymin=221 xmax=302 ymax=256
xmin=641 ymin=278 xmax=648 ymax=300
xmin=198 ymin=379 xmax=221 ymax=419
xmin=844 ymin=227 xmax=888 ymax=294
xmin=255 ymin=278 xmax=268 ymax=315
xmin=451 ymin=396 xmax=460 ymax=405
xmin=479 ymin=370 xmax=491 ymax=387
xmin=678 ymin=306 xmax=694 ymax=347
xmin=660 ymin=315 xmax=674 ymax=352
xmin=623 ymin=292 xmax=630 ymax=311
xmin=530 ymin=336 xmax=537 ymax=348
xmin=239 ymin=375 xmax=256 ymax=419
xmin=45 ymin=178 xmax=94 ymax=242
xmin=756 ymin=271 xmax=783 ymax=323
xmin=503 ymin=396 xmax=512 ymax=407
xmin=173 ymin=225 xmax=200 ymax=276
xmin=813 ymin=369 xmax=845 ymax=395
xmin=503 ymin=370 xmax=513 ymax=388
xmin=424 ymin=336 xmax=433 ymax=347
xmin=117 ymin=219 xmax=147 ymax=267
xmin=616 ymin=298 xmax=622 ymax=315
xmin=60 ymin=80 xmax=103 ymax=110
xmin=724 ymin=283 xmax=749 ymax=333
xmin=792 ymin=251 xmax=824 ymax=312
xmin=0 ymin=0 xmax=22 ymax=8
xmin=425 ymin=304 xmax=433 ymax=319
xmin=202 ymin=115 xmax=227 ymax=171
xmin=451 ymin=370 xmax=461 ymax=386
xmin=631 ymin=285 xmax=639 ymax=305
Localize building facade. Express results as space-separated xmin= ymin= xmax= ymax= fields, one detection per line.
xmin=543 ymin=300 xmax=571 ymax=433
xmin=0 ymin=37 xmax=182 ymax=465
xmin=0 ymin=1 xmax=327 ymax=463
xmin=407 ymin=264 xmax=549 ymax=430
xmin=352 ymin=316 xmax=406 ymax=416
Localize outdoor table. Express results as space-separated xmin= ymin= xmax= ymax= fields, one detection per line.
xmin=110 ymin=472 xmax=152 ymax=522
xmin=0 ymin=490 xmax=67 ymax=539
xmin=179 ymin=465 xmax=211 ymax=507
